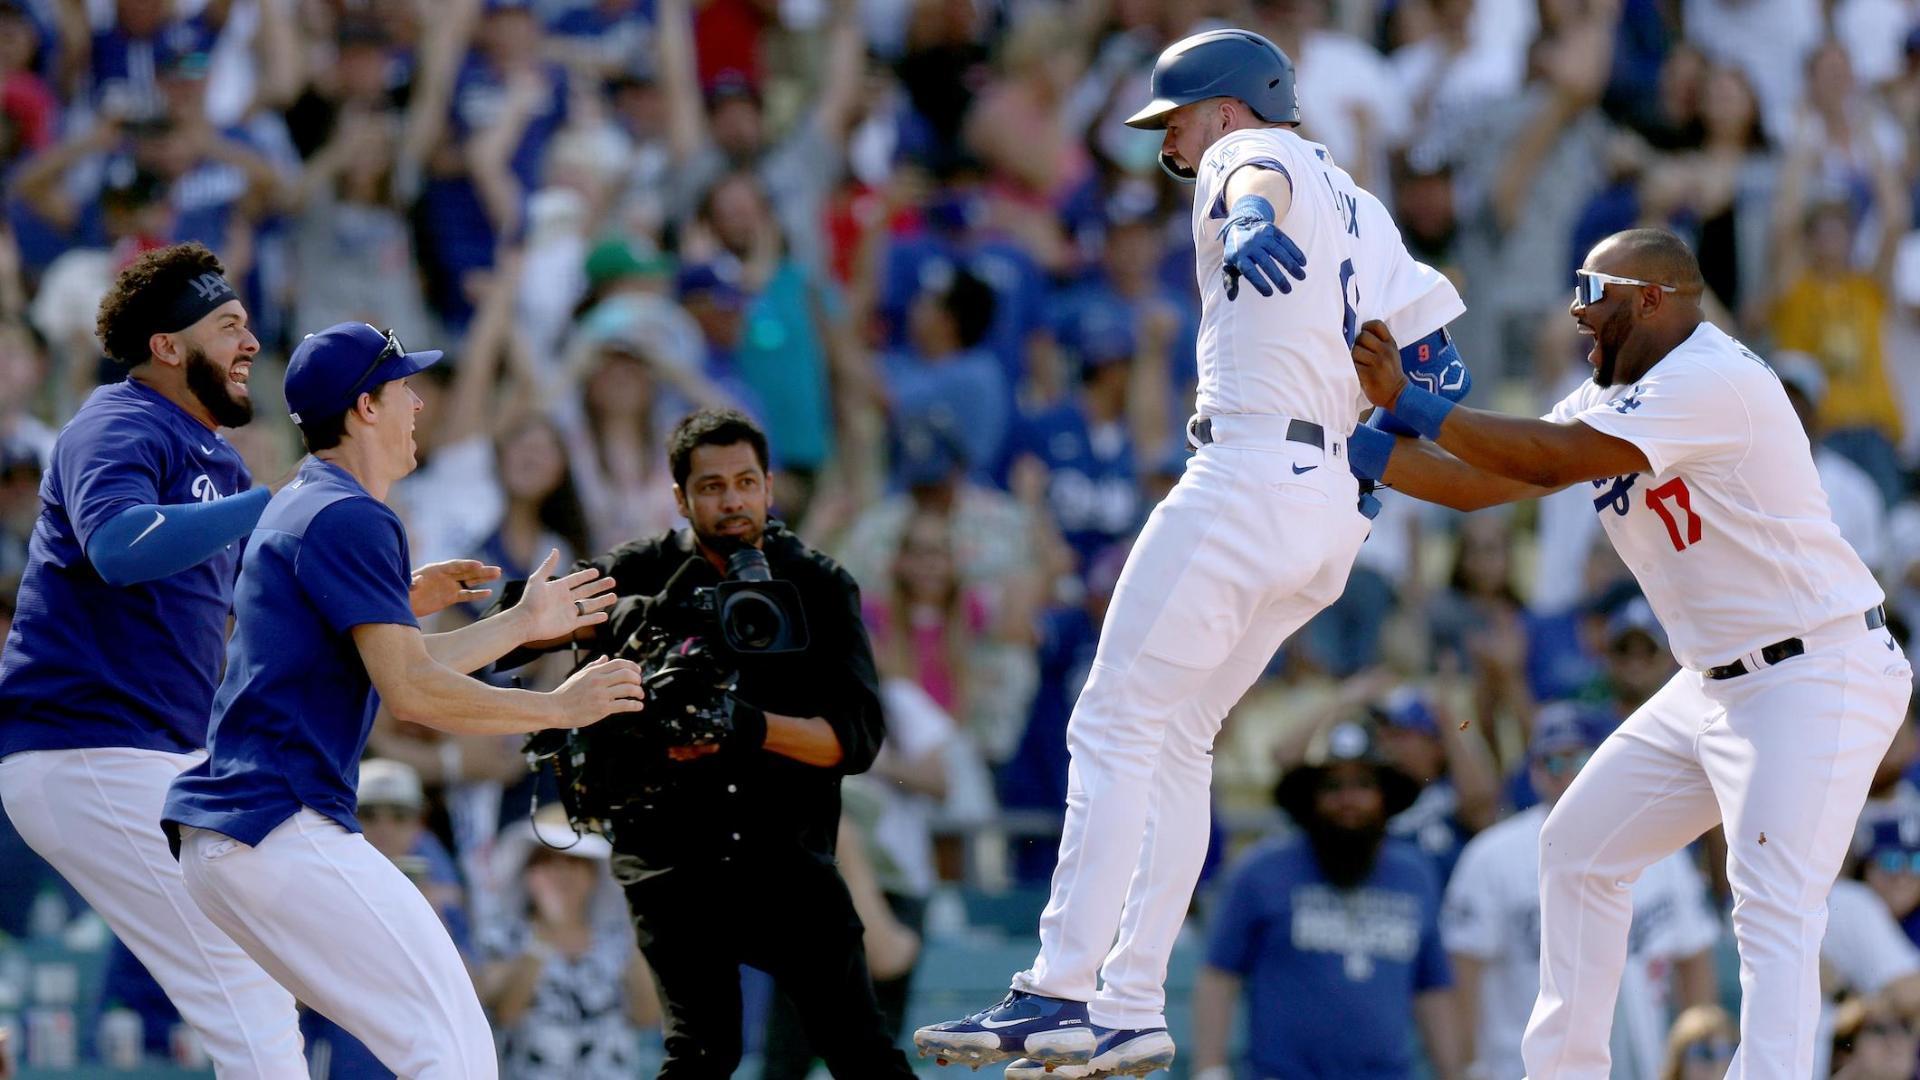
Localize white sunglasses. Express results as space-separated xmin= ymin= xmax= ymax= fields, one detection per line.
xmin=1574 ymin=269 xmax=1678 ymax=307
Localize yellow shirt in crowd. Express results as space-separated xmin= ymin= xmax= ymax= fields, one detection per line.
xmin=1772 ymin=272 xmax=1901 ymax=441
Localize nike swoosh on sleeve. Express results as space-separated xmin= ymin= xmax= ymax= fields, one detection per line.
xmin=130 ymin=510 xmax=166 ymax=546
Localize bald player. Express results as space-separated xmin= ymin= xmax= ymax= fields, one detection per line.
xmin=1347 ymin=227 xmax=1910 ymax=1080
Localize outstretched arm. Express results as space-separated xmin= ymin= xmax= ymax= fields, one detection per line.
xmin=1352 ymin=321 xmax=1650 ymax=488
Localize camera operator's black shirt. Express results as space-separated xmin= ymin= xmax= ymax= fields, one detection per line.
xmin=518 ymin=522 xmax=884 ymax=877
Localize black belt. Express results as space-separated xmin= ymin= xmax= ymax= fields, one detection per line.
xmin=1705 ymin=606 xmax=1887 ymax=680
xmin=1188 ymin=416 xmax=1325 ymax=450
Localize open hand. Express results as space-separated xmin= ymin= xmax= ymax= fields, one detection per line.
xmin=514 ymin=549 xmax=619 ymax=642
xmin=1352 ymin=320 xmax=1409 ymax=410
xmin=1218 ymin=214 xmax=1306 ymax=300
xmin=410 ymin=559 xmax=503 ymax=616
xmin=551 ymin=655 xmax=646 ymax=729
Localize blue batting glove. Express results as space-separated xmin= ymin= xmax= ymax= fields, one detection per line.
xmin=1217 ymin=195 xmax=1306 ymax=300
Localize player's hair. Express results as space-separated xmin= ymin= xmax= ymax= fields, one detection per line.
xmin=668 ymin=408 xmax=770 ymax=489
xmin=940 ymin=269 xmax=998 ymax=351
xmin=1607 ymin=228 xmax=1707 ymax=294
xmin=95 ymin=242 xmax=227 ymax=365
xmin=297 ymin=380 xmax=395 ymax=454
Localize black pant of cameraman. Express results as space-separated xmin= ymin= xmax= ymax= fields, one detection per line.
xmin=625 ymin=849 xmax=917 ymax=1079
xmin=760 ymin=892 xmax=927 ymax=1079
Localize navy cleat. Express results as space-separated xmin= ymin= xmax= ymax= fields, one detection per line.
xmin=913 ymin=991 xmax=1095 ymax=1069
xmin=1003 ymin=1027 xmax=1177 ymax=1078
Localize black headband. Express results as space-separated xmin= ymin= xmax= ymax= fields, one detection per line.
xmin=155 ymin=271 xmax=238 ymax=335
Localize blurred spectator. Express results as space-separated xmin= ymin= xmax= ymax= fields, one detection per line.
xmin=1575 ymin=595 xmax=1678 ymax=720
xmin=290 ymin=101 xmax=437 ymax=347
xmin=686 ymin=168 xmax=852 ymax=512
xmin=1683 ymin=0 xmax=1822 ymax=142
xmin=1392 ymin=0 xmax=1528 ymax=141
xmin=1778 ymin=351 xmax=1889 ymax=569
xmin=0 ymin=442 xmax=40 ymax=602
xmin=1861 ymin=816 xmax=1920 ymax=947
xmin=999 ymin=299 xmax=1147 ymax=578
xmin=882 ymin=264 xmax=1009 ymax=486
xmin=1822 ymin=875 xmax=1920 ymax=1076
xmin=1828 ymin=994 xmax=1920 ymax=1078
xmin=1427 ymin=513 xmax=1534 ymax=763
xmin=1444 ymin=703 xmax=1720 ymax=1080
xmin=1768 ymin=96 xmax=1912 ymax=505
xmin=479 ymin=815 xmax=660 ymax=1080
xmin=1249 ymin=0 xmax=1410 ymax=191
xmin=1443 ymin=0 xmax=1615 ymax=379
xmin=1375 ymin=688 xmax=1500 ymax=883
xmin=961 ymin=9 xmax=1089 ymax=270
xmin=1194 ymin=723 xmax=1464 ymax=1079
xmin=1660 ymin=1004 xmax=1738 ymax=1080
xmin=658 ymin=0 xmax=864 ymax=273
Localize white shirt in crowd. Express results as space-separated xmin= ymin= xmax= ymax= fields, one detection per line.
xmin=1442 ymin=803 xmax=1721 ymax=1080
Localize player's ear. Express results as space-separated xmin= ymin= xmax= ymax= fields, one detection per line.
xmin=147 ymin=330 xmax=181 ymax=368
xmin=672 ymin=483 xmax=689 ymax=519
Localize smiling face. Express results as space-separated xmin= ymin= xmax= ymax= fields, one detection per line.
xmin=1570 ymin=243 xmax=1656 ymax=386
xmin=674 ymin=441 xmax=770 ymax=551
xmin=174 ymin=299 xmax=259 ymax=428
xmin=359 ymin=377 xmax=425 ymax=478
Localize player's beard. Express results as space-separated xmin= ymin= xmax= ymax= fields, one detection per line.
xmin=1591 ymin=305 xmax=1635 ymax=387
xmin=184 ymin=342 xmax=254 ymax=428
xmin=1303 ymin=814 xmax=1389 ymax=889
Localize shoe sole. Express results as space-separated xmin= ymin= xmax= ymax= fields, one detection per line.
xmin=1005 ymin=1032 xmax=1177 ymax=1078
xmin=914 ymin=1027 xmax=1097 ymax=1069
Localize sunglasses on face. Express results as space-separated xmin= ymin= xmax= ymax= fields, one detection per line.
xmin=1683 ymin=1038 xmax=1735 ymax=1063
xmin=1574 ymin=270 xmax=1680 ymax=307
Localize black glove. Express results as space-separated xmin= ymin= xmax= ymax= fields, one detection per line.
xmin=724 ymin=696 xmax=768 ymax=754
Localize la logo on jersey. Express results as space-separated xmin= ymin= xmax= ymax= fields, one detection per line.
xmin=191 ymin=474 xmax=224 ymax=503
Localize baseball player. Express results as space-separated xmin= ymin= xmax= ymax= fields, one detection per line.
xmin=913 ymin=29 xmax=1472 ymax=1077
xmin=160 ymin=323 xmax=645 ymax=1079
xmin=1348 ymin=227 xmax=1912 ymax=1079
xmin=0 ymin=243 xmax=308 ymax=1076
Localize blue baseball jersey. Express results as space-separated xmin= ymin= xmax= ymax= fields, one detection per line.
xmin=999 ymin=402 xmax=1139 ymax=573
xmin=163 ymin=457 xmax=417 ymax=847
xmin=1206 ymin=835 xmax=1451 ymax=1079
xmin=0 ymin=380 xmax=251 ymax=759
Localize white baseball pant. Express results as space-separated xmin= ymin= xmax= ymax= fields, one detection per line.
xmin=0 ymin=747 xmax=306 ymax=1078
xmin=1522 ymin=619 xmax=1911 ymax=1079
xmin=1012 ymin=415 xmax=1372 ymax=1030
xmin=179 ymin=809 xmax=497 ymax=1080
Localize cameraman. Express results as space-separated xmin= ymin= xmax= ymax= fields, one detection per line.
xmin=499 ymin=409 xmax=916 ymax=1079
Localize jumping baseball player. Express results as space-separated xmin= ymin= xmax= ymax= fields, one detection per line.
xmin=0 ymin=243 xmax=309 ymax=1076
xmin=913 ymin=29 xmax=1472 ymax=1077
xmin=1348 ymin=227 xmax=1911 ymax=1079
xmin=160 ymin=322 xmax=645 ymax=1079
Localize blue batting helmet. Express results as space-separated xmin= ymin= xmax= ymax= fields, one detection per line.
xmin=1124 ymin=30 xmax=1299 ymax=181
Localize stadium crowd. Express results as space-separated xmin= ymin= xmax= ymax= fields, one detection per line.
xmin=2 ymin=0 xmax=1920 ymax=1075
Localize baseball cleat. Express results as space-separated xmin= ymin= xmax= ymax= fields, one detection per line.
xmin=1003 ymin=1027 xmax=1177 ymax=1078
xmin=913 ymin=990 xmax=1095 ymax=1069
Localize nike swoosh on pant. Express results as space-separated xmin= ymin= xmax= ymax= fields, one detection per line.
xmin=130 ymin=510 xmax=166 ymax=546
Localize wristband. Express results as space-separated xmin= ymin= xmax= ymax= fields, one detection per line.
xmin=1347 ymin=423 xmax=1395 ymax=481
xmin=1390 ymin=383 xmax=1456 ymax=440
xmin=1227 ymin=194 xmax=1275 ymax=223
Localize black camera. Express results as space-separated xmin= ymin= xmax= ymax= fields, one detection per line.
xmin=524 ymin=545 xmax=809 ymax=836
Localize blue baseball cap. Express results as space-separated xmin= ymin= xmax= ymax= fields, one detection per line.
xmin=1372 ymin=688 xmax=1439 ymax=738
xmin=285 ymin=323 xmax=442 ymax=426
xmin=1529 ymin=701 xmax=1615 ymax=761
xmin=1056 ymin=299 xmax=1135 ymax=372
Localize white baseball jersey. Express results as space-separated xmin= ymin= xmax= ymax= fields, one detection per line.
xmin=1192 ymin=128 xmax=1460 ymax=429
xmin=1545 ymin=323 xmax=1884 ymax=670
xmin=1443 ymin=804 xmax=1721 ymax=1080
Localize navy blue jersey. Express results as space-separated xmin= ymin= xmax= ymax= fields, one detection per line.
xmin=0 ymin=380 xmax=251 ymax=758
xmin=1206 ymin=835 xmax=1451 ymax=1079
xmin=164 ymin=458 xmax=417 ymax=846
